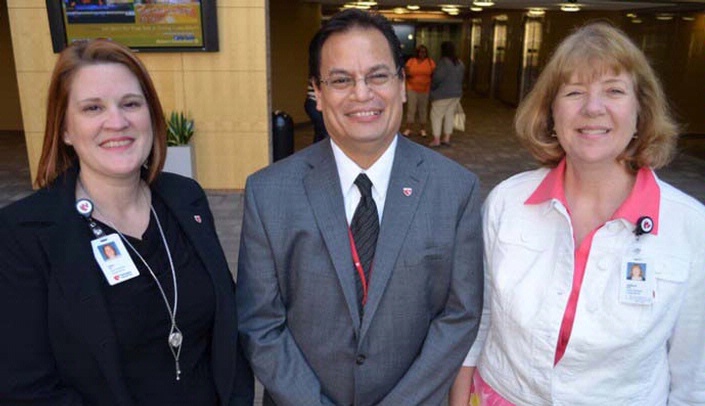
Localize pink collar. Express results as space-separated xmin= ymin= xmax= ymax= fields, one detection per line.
xmin=525 ymin=159 xmax=660 ymax=234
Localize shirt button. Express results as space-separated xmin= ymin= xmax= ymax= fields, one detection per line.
xmin=356 ymin=355 xmax=366 ymax=365
xmin=598 ymin=257 xmax=610 ymax=270
xmin=586 ymin=301 xmax=598 ymax=312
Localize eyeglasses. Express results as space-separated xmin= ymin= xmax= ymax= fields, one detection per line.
xmin=319 ymin=68 xmax=402 ymax=91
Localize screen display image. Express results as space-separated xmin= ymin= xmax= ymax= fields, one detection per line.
xmin=47 ymin=0 xmax=219 ymax=52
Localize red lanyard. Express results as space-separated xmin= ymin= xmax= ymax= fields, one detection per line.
xmin=347 ymin=227 xmax=370 ymax=306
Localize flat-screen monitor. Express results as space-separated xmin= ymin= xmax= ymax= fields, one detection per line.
xmin=46 ymin=0 xmax=219 ymax=53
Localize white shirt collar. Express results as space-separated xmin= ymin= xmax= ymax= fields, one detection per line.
xmin=331 ymin=135 xmax=398 ymax=224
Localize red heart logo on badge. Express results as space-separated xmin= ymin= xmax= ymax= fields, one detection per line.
xmin=114 ymin=275 xmax=120 ymax=281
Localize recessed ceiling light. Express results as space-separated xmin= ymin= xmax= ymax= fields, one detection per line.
xmin=473 ymin=1 xmax=495 ymax=6
xmin=527 ymin=8 xmax=545 ymax=16
xmin=470 ymin=6 xmax=483 ymax=12
xmin=656 ymin=13 xmax=674 ymax=21
xmin=407 ymin=5 xmax=420 ymax=10
xmin=560 ymin=4 xmax=581 ymax=12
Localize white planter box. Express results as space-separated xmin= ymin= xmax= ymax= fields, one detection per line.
xmin=163 ymin=145 xmax=195 ymax=179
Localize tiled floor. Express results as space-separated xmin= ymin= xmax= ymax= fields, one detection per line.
xmin=0 ymin=131 xmax=32 ymax=209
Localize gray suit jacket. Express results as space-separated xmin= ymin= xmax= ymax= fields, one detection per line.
xmin=236 ymin=136 xmax=483 ymax=406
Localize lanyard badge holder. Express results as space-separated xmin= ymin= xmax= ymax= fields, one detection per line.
xmin=75 ymin=196 xmax=184 ymax=380
xmin=619 ymin=216 xmax=655 ymax=305
xmin=76 ymin=198 xmax=141 ymax=286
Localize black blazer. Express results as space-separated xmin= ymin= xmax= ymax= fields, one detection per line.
xmin=0 ymin=167 xmax=253 ymax=405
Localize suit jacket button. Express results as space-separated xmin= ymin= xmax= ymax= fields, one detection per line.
xmin=356 ymin=355 xmax=366 ymax=365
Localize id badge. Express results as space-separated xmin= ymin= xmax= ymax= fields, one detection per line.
xmin=91 ymin=234 xmax=140 ymax=286
xmin=619 ymin=241 xmax=654 ymax=305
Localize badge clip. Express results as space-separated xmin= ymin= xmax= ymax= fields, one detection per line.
xmin=634 ymin=216 xmax=653 ymax=237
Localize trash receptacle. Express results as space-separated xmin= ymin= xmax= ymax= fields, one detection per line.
xmin=272 ymin=110 xmax=294 ymax=162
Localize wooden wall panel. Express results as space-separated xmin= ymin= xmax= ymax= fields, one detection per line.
xmin=147 ymin=70 xmax=186 ymax=118
xmin=194 ymin=131 xmax=269 ymax=189
xmin=183 ymin=71 xmax=268 ymax=133
xmin=218 ymin=0 xmax=263 ymax=7
xmin=8 ymin=0 xmax=270 ymax=189
xmin=139 ymin=53 xmax=184 ymax=72
xmin=15 ymin=73 xmax=51 ymax=133
xmin=8 ymin=8 xmax=56 ymax=72
xmin=7 ymin=0 xmax=44 ymax=7
xmin=24 ymin=131 xmax=44 ymax=182
xmin=184 ymin=7 xmax=267 ymax=72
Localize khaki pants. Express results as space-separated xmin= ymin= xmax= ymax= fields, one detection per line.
xmin=406 ymin=90 xmax=430 ymax=128
xmin=430 ymin=97 xmax=460 ymax=138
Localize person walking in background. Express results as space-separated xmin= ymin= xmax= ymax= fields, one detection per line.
xmin=304 ymin=82 xmax=328 ymax=143
xmin=402 ymin=45 xmax=435 ymax=138
xmin=0 ymin=39 xmax=253 ymax=405
xmin=237 ymin=9 xmax=483 ymax=406
xmin=450 ymin=22 xmax=705 ymax=405
xmin=429 ymin=41 xmax=464 ymax=148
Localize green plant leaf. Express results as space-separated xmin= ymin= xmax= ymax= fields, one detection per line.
xmin=167 ymin=111 xmax=195 ymax=146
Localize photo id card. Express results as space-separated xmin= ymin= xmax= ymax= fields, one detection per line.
xmin=619 ymin=259 xmax=654 ymax=305
xmin=91 ymin=234 xmax=140 ymax=286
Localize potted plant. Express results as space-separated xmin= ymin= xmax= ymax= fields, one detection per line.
xmin=163 ymin=111 xmax=196 ymax=178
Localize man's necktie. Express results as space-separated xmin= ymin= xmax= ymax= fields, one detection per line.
xmin=350 ymin=173 xmax=379 ymax=310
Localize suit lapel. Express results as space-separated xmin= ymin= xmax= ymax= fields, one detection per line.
xmin=39 ymin=170 xmax=134 ymax=404
xmin=303 ymin=141 xmax=362 ymax=331
xmin=153 ymin=177 xmax=237 ymax=401
xmin=360 ymin=137 xmax=427 ymax=339
xmin=153 ymin=178 xmax=227 ymax=284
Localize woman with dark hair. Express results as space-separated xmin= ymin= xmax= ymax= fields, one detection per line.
xmin=429 ymin=41 xmax=464 ymax=148
xmin=402 ymin=45 xmax=435 ymax=138
xmin=451 ymin=22 xmax=705 ymax=405
xmin=0 ymin=39 xmax=253 ymax=405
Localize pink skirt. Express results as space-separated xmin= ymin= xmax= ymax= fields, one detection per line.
xmin=469 ymin=370 xmax=515 ymax=406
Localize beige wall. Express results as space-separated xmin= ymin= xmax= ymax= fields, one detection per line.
xmin=269 ymin=0 xmax=321 ymax=124
xmin=7 ymin=0 xmax=269 ymax=189
xmin=0 ymin=0 xmax=23 ymax=132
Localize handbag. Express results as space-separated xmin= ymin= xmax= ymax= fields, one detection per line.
xmin=453 ymin=102 xmax=466 ymax=132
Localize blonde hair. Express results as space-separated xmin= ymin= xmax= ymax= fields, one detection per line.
xmin=514 ymin=22 xmax=679 ymax=170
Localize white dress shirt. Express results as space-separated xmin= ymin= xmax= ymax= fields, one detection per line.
xmin=331 ymin=136 xmax=397 ymax=225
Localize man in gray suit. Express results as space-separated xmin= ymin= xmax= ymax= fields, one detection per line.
xmin=236 ymin=9 xmax=483 ymax=406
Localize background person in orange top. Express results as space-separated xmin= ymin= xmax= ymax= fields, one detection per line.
xmin=402 ymin=45 xmax=435 ymax=138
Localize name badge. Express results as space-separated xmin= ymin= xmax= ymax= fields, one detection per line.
xmin=619 ymin=241 xmax=654 ymax=305
xmin=91 ymin=233 xmax=140 ymax=286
